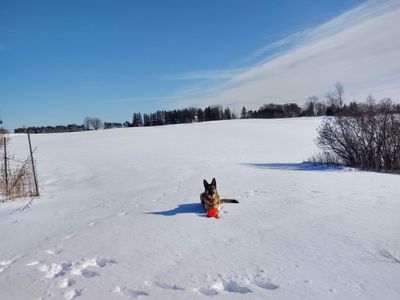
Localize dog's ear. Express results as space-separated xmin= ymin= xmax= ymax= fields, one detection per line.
xmin=203 ymin=179 xmax=209 ymax=188
xmin=211 ymin=178 xmax=216 ymax=187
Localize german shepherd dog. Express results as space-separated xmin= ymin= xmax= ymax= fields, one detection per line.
xmin=200 ymin=178 xmax=239 ymax=213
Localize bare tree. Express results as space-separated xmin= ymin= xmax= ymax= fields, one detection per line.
xmin=90 ymin=118 xmax=103 ymax=130
xmin=83 ymin=117 xmax=91 ymax=130
xmin=315 ymin=101 xmax=327 ymax=116
xmin=305 ymin=96 xmax=320 ymax=116
xmin=325 ymin=83 xmax=345 ymax=115
xmin=83 ymin=117 xmax=103 ymax=130
xmin=334 ymin=82 xmax=344 ymax=109
xmin=326 ymin=92 xmax=337 ymax=106
xmin=304 ymin=97 xmax=316 ymax=116
xmin=366 ymin=94 xmax=375 ymax=107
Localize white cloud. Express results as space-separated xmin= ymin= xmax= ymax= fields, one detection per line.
xmin=111 ymin=96 xmax=179 ymax=103
xmin=171 ymin=0 xmax=400 ymax=110
xmin=160 ymin=69 xmax=245 ymax=81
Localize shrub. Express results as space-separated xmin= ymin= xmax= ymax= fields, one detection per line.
xmin=316 ymin=99 xmax=400 ymax=173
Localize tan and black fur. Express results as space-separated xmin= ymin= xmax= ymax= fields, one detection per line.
xmin=200 ymin=178 xmax=239 ymax=213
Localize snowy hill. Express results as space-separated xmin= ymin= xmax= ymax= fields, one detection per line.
xmin=1 ymin=118 xmax=400 ymax=300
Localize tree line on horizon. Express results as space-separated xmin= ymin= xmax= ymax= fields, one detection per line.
xmin=12 ymin=83 xmax=400 ymax=134
xmin=127 ymin=83 xmax=398 ymax=127
xmin=131 ymin=105 xmax=236 ymax=127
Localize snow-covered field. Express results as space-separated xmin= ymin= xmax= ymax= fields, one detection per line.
xmin=1 ymin=118 xmax=399 ymax=300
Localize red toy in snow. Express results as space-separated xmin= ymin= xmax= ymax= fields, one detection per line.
xmin=207 ymin=207 xmax=219 ymax=218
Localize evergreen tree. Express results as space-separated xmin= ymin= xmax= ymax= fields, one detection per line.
xmin=132 ymin=113 xmax=143 ymax=127
xmin=241 ymin=107 xmax=247 ymax=119
xmin=224 ymin=108 xmax=232 ymax=120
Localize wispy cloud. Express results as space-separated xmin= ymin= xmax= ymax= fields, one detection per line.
xmin=170 ymin=0 xmax=400 ymax=110
xmin=110 ymin=96 xmax=179 ymax=103
xmin=160 ymin=68 xmax=245 ymax=81
xmin=246 ymin=0 xmax=399 ymax=63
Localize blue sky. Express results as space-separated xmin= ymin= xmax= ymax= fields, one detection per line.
xmin=2 ymin=0 xmax=399 ymax=130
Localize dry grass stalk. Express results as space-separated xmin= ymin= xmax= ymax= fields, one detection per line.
xmin=1 ymin=156 xmax=38 ymax=202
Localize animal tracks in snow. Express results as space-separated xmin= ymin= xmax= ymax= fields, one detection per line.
xmin=59 ymin=278 xmax=76 ymax=288
xmin=62 ymin=234 xmax=78 ymax=241
xmin=194 ymin=272 xmax=279 ymax=296
xmin=38 ymin=262 xmax=73 ymax=278
xmin=118 ymin=272 xmax=279 ymax=298
xmin=46 ymin=248 xmax=63 ymax=255
xmin=153 ymin=281 xmax=185 ymax=291
xmin=63 ymin=288 xmax=83 ymax=300
xmin=252 ymin=277 xmax=279 ymax=290
xmin=34 ymin=257 xmax=116 ymax=279
xmin=196 ymin=279 xmax=252 ymax=295
xmin=25 ymin=257 xmax=276 ymax=299
xmin=28 ymin=256 xmax=116 ymax=299
xmin=26 ymin=260 xmax=42 ymax=266
xmin=87 ymin=211 xmax=128 ymax=226
xmin=113 ymin=286 xmax=149 ymax=298
xmin=88 ymin=220 xmax=99 ymax=226
xmin=0 ymin=254 xmax=23 ymax=273
xmin=113 ymin=280 xmax=185 ymax=298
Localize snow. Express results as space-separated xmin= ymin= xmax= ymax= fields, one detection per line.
xmin=1 ymin=118 xmax=399 ymax=299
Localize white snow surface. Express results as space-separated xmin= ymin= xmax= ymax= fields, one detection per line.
xmin=1 ymin=118 xmax=400 ymax=299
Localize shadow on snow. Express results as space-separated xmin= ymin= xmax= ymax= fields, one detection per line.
xmin=148 ymin=203 xmax=204 ymax=216
xmin=243 ymin=162 xmax=344 ymax=172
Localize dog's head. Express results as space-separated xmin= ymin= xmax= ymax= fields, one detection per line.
xmin=203 ymin=178 xmax=217 ymax=199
